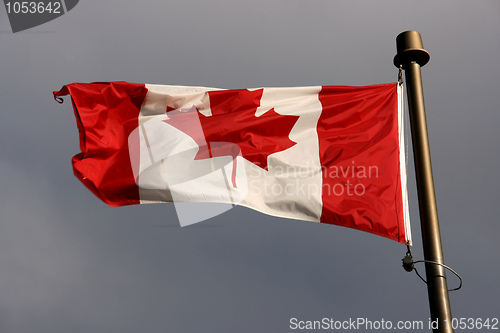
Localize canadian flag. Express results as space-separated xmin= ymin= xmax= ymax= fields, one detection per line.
xmin=54 ymin=81 xmax=411 ymax=244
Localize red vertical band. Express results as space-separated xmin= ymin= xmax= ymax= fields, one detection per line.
xmin=54 ymin=82 xmax=148 ymax=206
xmin=317 ymin=83 xmax=406 ymax=243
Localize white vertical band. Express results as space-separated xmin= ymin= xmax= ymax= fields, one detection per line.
xmin=398 ymin=83 xmax=412 ymax=245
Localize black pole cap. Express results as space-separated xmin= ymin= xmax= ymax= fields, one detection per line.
xmin=393 ymin=31 xmax=430 ymax=68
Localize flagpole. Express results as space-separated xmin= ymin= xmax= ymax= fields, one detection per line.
xmin=394 ymin=31 xmax=454 ymax=333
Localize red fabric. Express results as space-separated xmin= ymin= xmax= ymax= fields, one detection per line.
xmin=54 ymin=82 xmax=148 ymax=206
xmin=317 ymin=83 xmax=405 ymax=243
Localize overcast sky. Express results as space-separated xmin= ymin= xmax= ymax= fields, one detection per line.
xmin=1 ymin=1 xmax=499 ymax=332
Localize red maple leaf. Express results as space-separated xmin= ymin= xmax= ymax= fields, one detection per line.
xmin=163 ymin=88 xmax=299 ymax=185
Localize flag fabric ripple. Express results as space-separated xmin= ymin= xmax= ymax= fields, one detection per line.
xmin=54 ymin=82 xmax=411 ymax=244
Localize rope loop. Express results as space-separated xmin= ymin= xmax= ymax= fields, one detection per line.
xmin=401 ymin=248 xmax=462 ymax=291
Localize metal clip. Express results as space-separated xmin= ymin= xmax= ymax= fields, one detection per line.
xmin=398 ymin=65 xmax=404 ymax=86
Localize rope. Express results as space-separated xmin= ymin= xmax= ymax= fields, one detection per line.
xmin=401 ymin=245 xmax=462 ymax=291
xmin=413 ymin=260 xmax=463 ymax=291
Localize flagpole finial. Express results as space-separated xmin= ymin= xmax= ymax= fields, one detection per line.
xmin=394 ymin=31 xmax=430 ymax=69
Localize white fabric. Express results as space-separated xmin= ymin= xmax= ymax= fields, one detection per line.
xmin=134 ymin=84 xmax=324 ymax=225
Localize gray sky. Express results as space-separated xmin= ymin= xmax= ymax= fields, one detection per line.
xmin=1 ymin=1 xmax=499 ymax=332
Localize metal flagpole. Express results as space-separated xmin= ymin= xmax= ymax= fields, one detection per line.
xmin=394 ymin=31 xmax=454 ymax=333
